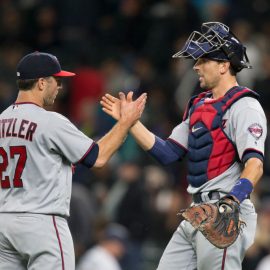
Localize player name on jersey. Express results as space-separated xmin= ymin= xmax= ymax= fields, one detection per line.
xmin=0 ymin=118 xmax=37 ymax=141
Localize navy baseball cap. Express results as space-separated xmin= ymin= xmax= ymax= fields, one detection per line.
xmin=16 ymin=52 xmax=75 ymax=80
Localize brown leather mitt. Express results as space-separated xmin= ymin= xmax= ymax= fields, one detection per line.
xmin=179 ymin=196 xmax=246 ymax=249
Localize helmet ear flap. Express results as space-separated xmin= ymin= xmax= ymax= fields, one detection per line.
xmin=220 ymin=43 xmax=243 ymax=72
xmin=220 ymin=35 xmax=252 ymax=72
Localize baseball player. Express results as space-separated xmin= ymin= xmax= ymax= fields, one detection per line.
xmin=0 ymin=52 xmax=146 ymax=270
xmin=101 ymin=22 xmax=267 ymax=270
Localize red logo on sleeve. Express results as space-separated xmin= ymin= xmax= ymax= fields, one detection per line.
xmin=248 ymin=123 xmax=263 ymax=139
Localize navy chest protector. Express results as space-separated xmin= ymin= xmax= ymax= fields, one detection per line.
xmin=184 ymin=86 xmax=258 ymax=188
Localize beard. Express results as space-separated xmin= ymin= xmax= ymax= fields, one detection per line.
xmin=43 ymin=96 xmax=55 ymax=106
xmin=200 ymin=77 xmax=217 ymax=90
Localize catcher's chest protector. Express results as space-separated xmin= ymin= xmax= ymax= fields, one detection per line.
xmin=186 ymin=86 xmax=258 ymax=187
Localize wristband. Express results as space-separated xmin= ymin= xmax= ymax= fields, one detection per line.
xmin=229 ymin=178 xmax=253 ymax=203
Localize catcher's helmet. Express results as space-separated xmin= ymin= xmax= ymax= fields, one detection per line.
xmin=173 ymin=22 xmax=251 ymax=72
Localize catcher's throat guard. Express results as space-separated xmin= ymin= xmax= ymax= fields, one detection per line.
xmin=172 ymin=22 xmax=251 ymax=72
xmin=179 ymin=197 xmax=246 ymax=249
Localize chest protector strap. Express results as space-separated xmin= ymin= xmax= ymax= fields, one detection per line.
xmin=186 ymin=86 xmax=258 ymax=188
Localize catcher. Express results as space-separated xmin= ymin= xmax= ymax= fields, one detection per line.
xmin=100 ymin=22 xmax=267 ymax=270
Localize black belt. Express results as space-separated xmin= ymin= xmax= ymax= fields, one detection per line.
xmin=192 ymin=191 xmax=221 ymax=203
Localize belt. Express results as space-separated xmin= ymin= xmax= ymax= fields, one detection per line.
xmin=192 ymin=191 xmax=221 ymax=203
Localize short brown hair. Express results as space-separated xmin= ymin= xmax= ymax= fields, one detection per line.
xmin=16 ymin=79 xmax=39 ymax=91
xmin=216 ymin=60 xmax=237 ymax=76
xmin=229 ymin=65 xmax=237 ymax=76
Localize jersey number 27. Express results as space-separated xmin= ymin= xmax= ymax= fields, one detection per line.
xmin=0 ymin=146 xmax=27 ymax=189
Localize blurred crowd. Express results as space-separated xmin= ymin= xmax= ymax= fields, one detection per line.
xmin=1 ymin=0 xmax=270 ymax=269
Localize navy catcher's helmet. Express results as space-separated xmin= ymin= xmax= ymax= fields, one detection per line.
xmin=173 ymin=22 xmax=251 ymax=72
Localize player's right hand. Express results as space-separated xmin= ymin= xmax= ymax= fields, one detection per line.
xmin=118 ymin=91 xmax=147 ymax=127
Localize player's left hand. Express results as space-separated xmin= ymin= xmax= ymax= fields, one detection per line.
xmin=118 ymin=91 xmax=147 ymax=127
xmin=179 ymin=196 xmax=246 ymax=249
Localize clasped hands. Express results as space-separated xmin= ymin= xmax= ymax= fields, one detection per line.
xmin=100 ymin=91 xmax=146 ymax=127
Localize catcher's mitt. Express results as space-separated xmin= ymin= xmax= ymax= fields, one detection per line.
xmin=179 ymin=196 xmax=246 ymax=249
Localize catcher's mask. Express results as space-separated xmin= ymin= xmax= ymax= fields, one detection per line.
xmin=172 ymin=22 xmax=251 ymax=72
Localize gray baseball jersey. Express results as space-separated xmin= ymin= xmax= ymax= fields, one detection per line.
xmin=168 ymin=96 xmax=266 ymax=194
xmin=0 ymin=103 xmax=94 ymax=217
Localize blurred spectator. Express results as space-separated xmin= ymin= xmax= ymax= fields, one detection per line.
xmin=253 ymin=50 xmax=270 ymax=192
xmin=69 ymin=65 xmax=105 ymax=127
xmin=242 ymin=242 xmax=269 ymax=270
xmin=254 ymin=49 xmax=270 ymax=119
xmin=191 ymin=0 xmax=229 ymax=21
xmin=231 ymin=19 xmax=262 ymax=88
xmin=56 ymin=0 xmax=100 ymax=48
xmin=205 ymin=0 xmax=230 ymax=22
xmin=141 ymin=165 xmax=190 ymax=269
xmin=0 ymin=2 xmax=25 ymax=44
xmin=68 ymin=183 xmax=99 ymax=261
xmin=114 ymin=0 xmax=149 ymax=52
xmin=0 ymin=43 xmax=25 ymax=111
xmin=143 ymin=165 xmax=189 ymax=243
xmin=243 ymin=200 xmax=270 ymax=269
xmin=144 ymin=0 xmax=200 ymax=69
xmin=255 ymin=202 xmax=270 ymax=252
xmin=25 ymin=3 xmax=60 ymax=51
xmin=256 ymin=255 xmax=270 ymax=270
xmin=76 ymin=223 xmax=129 ymax=270
xmin=102 ymin=161 xmax=151 ymax=270
xmin=174 ymin=62 xmax=199 ymax=113
xmin=100 ymin=57 xmax=140 ymax=96
xmin=132 ymin=56 xmax=157 ymax=94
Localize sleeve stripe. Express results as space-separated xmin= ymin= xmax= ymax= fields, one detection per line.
xmin=76 ymin=142 xmax=96 ymax=164
xmin=242 ymin=148 xmax=264 ymax=163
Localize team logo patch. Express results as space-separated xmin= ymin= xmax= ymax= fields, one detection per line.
xmin=248 ymin=123 xmax=263 ymax=139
